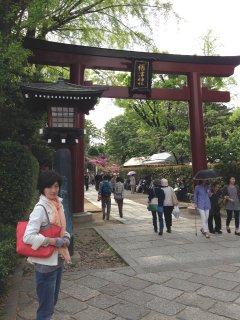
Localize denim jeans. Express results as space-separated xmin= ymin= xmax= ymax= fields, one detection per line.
xmin=152 ymin=206 xmax=164 ymax=231
xmin=35 ymin=267 xmax=62 ymax=320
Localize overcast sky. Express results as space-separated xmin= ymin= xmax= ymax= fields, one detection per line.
xmin=86 ymin=0 xmax=240 ymax=129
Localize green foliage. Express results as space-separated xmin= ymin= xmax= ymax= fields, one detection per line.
xmin=104 ymin=113 xmax=160 ymax=163
xmin=0 ymin=225 xmax=17 ymax=296
xmin=30 ymin=143 xmax=55 ymax=168
xmin=120 ymin=165 xmax=193 ymax=191
xmin=0 ymin=141 xmax=39 ymax=225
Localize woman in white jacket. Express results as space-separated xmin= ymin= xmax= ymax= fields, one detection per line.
xmin=23 ymin=170 xmax=71 ymax=320
xmin=161 ymin=178 xmax=178 ymax=233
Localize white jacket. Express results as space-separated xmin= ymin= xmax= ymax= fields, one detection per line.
xmin=23 ymin=194 xmax=70 ymax=266
xmin=162 ymin=186 xmax=178 ymax=206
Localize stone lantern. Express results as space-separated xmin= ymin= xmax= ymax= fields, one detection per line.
xmin=20 ymin=77 xmax=107 ymax=254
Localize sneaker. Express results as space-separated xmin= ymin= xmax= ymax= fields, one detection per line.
xmin=215 ymin=230 xmax=222 ymax=234
xmin=235 ymin=231 xmax=240 ymax=236
xmin=226 ymin=227 xmax=231 ymax=233
xmin=209 ymin=230 xmax=215 ymax=234
xmin=205 ymin=233 xmax=210 ymax=238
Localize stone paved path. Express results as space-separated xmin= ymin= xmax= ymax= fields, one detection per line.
xmin=5 ymin=186 xmax=240 ymax=320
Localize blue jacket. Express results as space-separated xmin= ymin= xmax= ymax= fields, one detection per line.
xmin=194 ymin=184 xmax=211 ymax=210
xmin=148 ymin=186 xmax=165 ymax=206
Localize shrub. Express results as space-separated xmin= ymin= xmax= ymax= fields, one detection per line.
xmin=0 ymin=225 xmax=18 ymax=296
xmin=0 ymin=141 xmax=39 ymax=225
xmin=120 ymin=165 xmax=193 ymax=191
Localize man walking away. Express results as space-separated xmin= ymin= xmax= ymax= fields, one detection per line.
xmin=98 ymin=175 xmax=112 ymax=220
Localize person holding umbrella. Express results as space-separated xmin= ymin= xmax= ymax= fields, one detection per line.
xmin=222 ymin=176 xmax=240 ymax=235
xmin=194 ymin=180 xmax=211 ymax=238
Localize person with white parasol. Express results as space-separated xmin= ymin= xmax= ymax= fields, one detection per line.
xmin=128 ymin=171 xmax=136 ymax=194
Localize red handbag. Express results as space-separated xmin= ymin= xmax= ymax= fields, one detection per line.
xmin=16 ymin=205 xmax=62 ymax=258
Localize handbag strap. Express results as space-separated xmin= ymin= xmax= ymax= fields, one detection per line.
xmin=36 ymin=204 xmax=51 ymax=226
xmin=153 ymin=187 xmax=156 ymax=197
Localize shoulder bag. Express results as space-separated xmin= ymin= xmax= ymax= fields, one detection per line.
xmin=16 ymin=204 xmax=62 ymax=258
xmin=147 ymin=188 xmax=159 ymax=211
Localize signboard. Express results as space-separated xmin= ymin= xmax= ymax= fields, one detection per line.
xmin=130 ymin=60 xmax=152 ymax=94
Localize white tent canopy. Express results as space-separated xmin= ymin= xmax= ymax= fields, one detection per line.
xmin=123 ymin=157 xmax=147 ymax=167
xmin=143 ymin=152 xmax=175 ymax=164
xmin=123 ymin=152 xmax=175 ymax=167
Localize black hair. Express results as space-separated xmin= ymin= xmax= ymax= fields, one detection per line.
xmin=38 ymin=170 xmax=62 ymax=194
xmin=116 ymin=177 xmax=124 ymax=183
xmin=226 ymin=176 xmax=236 ymax=184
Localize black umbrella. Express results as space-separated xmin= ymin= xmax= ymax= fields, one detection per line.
xmin=193 ymin=169 xmax=222 ymax=180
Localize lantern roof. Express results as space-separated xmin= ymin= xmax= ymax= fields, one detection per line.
xmin=20 ymin=78 xmax=108 ymax=115
xmin=20 ymin=77 xmax=107 ymax=96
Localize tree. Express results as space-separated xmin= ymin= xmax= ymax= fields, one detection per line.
xmin=104 ymin=113 xmax=160 ymax=163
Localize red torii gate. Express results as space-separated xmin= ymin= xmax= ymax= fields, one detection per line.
xmin=23 ymin=38 xmax=240 ymax=214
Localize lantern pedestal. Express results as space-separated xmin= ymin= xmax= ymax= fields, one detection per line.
xmin=73 ymin=212 xmax=93 ymax=224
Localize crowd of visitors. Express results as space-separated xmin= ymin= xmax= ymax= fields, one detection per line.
xmin=91 ymin=172 xmax=240 ymax=240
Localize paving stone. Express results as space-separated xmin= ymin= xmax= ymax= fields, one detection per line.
xmin=117 ymin=288 xmax=154 ymax=305
xmin=62 ymin=284 xmax=100 ymax=301
xmin=160 ymin=270 xmax=193 ymax=280
xmin=164 ymin=278 xmax=202 ymax=292
xmin=175 ymin=292 xmax=216 ymax=310
xmin=73 ymin=275 xmax=110 ymax=289
xmin=212 ymin=264 xmax=240 ymax=272
xmin=146 ymin=297 xmax=185 ymax=316
xmin=188 ymin=273 xmax=238 ymax=290
xmin=136 ymin=255 xmax=177 ymax=267
xmin=135 ymin=272 xmax=171 ymax=284
xmin=87 ymin=294 xmax=120 ymax=309
xmin=53 ymin=312 xmax=73 ymax=320
xmin=177 ymin=306 xmax=232 ymax=320
xmin=123 ymin=277 xmax=152 ymax=290
xmin=140 ymin=246 xmax=186 ymax=256
xmin=73 ymin=305 xmax=115 ymax=320
xmin=116 ymin=267 xmax=137 ymax=276
xmin=55 ymin=297 xmax=88 ymax=313
xmin=196 ymin=286 xmax=239 ymax=302
xmin=107 ymin=301 xmax=150 ymax=320
xmin=17 ymin=301 xmax=38 ymax=320
xmin=184 ymin=267 xmax=218 ymax=276
xmin=98 ymin=283 xmax=128 ymax=296
xmin=144 ymin=284 xmax=183 ymax=300
xmin=141 ymin=311 xmax=178 ymax=319
xmin=209 ymin=301 xmax=240 ymax=319
xmin=91 ymin=271 xmax=132 ymax=284
xmin=214 ymin=271 xmax=240 ymax=283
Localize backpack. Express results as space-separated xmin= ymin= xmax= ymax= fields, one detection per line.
xmin=101 ymin=181 xmax=112 ymax=196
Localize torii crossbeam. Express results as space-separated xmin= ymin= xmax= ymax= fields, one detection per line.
xmin=23 ymin=38 xmax=240 ymax=213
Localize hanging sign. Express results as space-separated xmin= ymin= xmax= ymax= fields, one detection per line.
xmin=130 ymin=60 xmax=152 ymax=94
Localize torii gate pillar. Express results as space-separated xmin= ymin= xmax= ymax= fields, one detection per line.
xmin=188 ymin=72 xmax=207 ymax=174
xmin=70 ymin=64 xmax=85 ymax=213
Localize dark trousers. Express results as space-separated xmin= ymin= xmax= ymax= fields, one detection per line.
xmin=152 ymin=206 xmax=164 ymax=231
xmin=163 ymin=206 xmax=174 ymax=231
xmin=226 ymin=210 xmax=240 ymax=229
xmin=101 ymin=196 xmax=111 ymax=219
xmin=116 ymin=199 xmax=123 ymax=217
xmin=208 ymin=208 xmax=222 ymax=232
